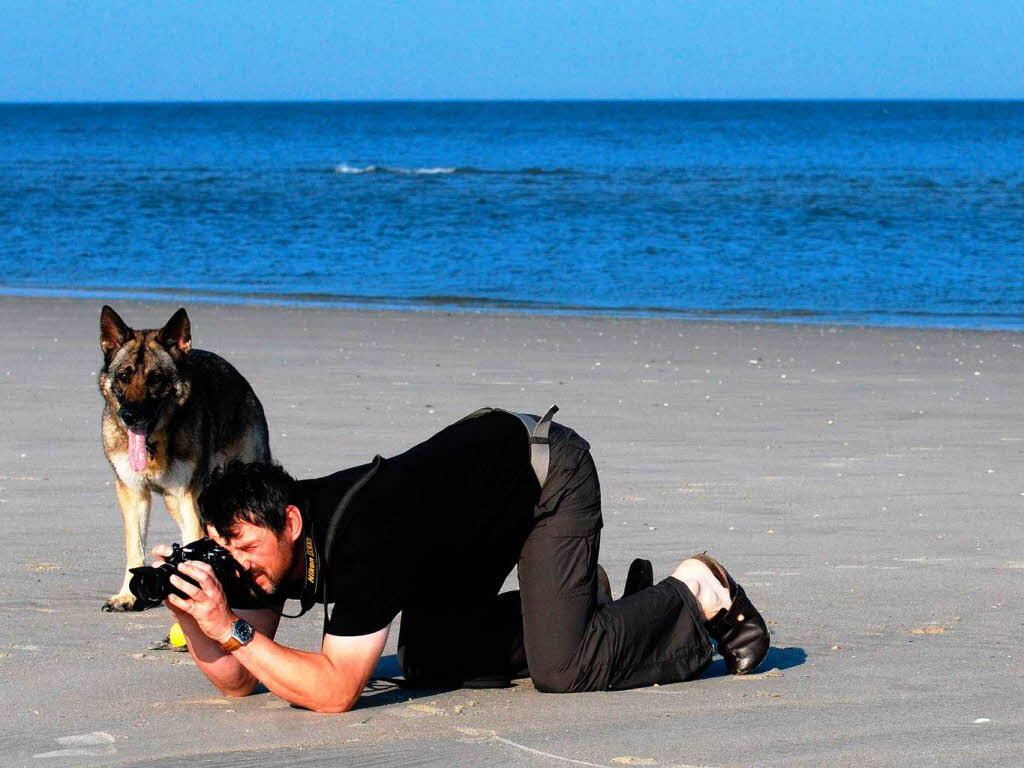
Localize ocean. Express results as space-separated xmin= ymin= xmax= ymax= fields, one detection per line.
xmin=2 ymin=100 xmax=1023 ymax=329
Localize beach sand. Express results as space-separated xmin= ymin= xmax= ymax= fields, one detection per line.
xmin=1 ymin=295 xmax=1021 ymax=767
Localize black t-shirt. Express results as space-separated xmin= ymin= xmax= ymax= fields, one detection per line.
xmin=297 ymin=410 xmax=542 ymax=636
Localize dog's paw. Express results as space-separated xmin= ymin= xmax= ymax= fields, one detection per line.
xmin=102 ymin=594 xmax=136 ymax=612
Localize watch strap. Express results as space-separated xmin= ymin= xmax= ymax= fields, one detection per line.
xmin=218 ymin=618 xmax=253 ymax=652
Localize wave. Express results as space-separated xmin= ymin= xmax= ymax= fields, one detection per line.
xmin=333 ymin=164 xmax=456 ymax=175
xmin=332 ymin=164 xmax=575 ymax=177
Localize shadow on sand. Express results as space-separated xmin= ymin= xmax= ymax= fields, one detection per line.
xmin=700 ymin=646 xmax=807 ymax=679
xmin=354 ymin=654 xmax=453 ymax=710
xmin=361 ymin=649 xmax=809 ymax=705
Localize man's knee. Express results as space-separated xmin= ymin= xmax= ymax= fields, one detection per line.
xmin=530 ymin=666 xmax=584 ymax=693
xmin=400 ymin=657 xmax=464 ymax=689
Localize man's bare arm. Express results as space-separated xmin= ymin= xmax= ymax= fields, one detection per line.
xmin=174 ymin=607 xmax=282 ymax=697
xmin=152 ymin=543 xmax=280 ymax=697
xmin=228 ymin=626 xmax=390 ymax=712
xmin=167 ymin=559 xmax=389 ymax=712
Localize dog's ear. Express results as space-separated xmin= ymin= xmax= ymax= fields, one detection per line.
xmin=158 ymin=308 xmax=192 ymax=354
xmin=100 ymin=305 xmax=131 ymax=357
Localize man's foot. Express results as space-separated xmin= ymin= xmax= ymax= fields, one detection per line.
xmin=672 ymin=557 xmax=732 ymax=620
xmin=623 ymin=558 xmax=654 ymax=597
xmin=688 ymin=553 xmax=770 ymax=675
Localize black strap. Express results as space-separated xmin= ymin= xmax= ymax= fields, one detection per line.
xmin=319 ymin=454 xmax=386 ymax=634
xmin=274 ymin=529 xmax=320 ymax=619
xmin=527 ymin=404 xmax=558 ymax=485
xmin=250 ymin=455 xmax=385 ymax=625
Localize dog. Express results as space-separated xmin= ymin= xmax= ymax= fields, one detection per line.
xmin=98 ymin=305 xmax=271 ymax=611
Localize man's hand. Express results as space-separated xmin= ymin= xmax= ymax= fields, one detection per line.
xmin=148 ymin=545 xmax=280 ymax=699
xmin=166 ymin=560 xmax=237 ymax=645
xmin=150 ymin=544 xmax=190 ymax=626
xmin=150 ymin=543 xmax=174 ymax=567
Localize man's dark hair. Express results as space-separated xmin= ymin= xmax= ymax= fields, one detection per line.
xmin=199 ymin=461 xmax=299 ymax=540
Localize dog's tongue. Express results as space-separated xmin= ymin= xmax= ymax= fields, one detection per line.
xmin=127 ymin=428 xmax=149 ymax=472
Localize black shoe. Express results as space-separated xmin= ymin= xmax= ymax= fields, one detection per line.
xmin=623 ymin=558 xmax=654 ymax=597
xmin=691 ymin=553 xmax=770 ymax=675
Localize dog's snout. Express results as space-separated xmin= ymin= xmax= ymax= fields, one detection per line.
xmin=118 ymin=403 xmax=147 ymax=428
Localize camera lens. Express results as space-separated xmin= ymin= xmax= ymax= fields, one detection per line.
xmin=129 ymin=565 xmax=174 ymax=602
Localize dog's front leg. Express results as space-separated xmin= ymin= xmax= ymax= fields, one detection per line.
xmin=103 ymin=479 xmax=152 ymax=612
xmin=165 ymin=491 xmax=204 ymax=547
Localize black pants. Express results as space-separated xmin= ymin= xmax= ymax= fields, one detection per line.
xmin=397 ymin=422 xmax=713 ymax=692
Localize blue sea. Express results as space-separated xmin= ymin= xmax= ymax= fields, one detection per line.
xmin=2 ymin=101 xmax=1023 ymax=329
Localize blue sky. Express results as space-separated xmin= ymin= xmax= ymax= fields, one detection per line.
xmin=2 ymin=1 xmax=1023 ymax=101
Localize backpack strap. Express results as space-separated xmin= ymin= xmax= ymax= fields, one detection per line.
xmin=458 ymin=404 xmax=559 ymax=487
xmin=509 ymin=405 xmax=558 ymax=487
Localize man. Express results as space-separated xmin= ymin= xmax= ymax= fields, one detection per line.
xmin=158 ymin=407 xmax=769 ymax=712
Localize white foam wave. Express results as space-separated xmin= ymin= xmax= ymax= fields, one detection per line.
xmin=334 ymin=164 xmax=378 ymax=174
xmin=333 ymin=164 xmax=457 ymax=176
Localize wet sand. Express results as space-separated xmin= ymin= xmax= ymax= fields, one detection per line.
xmin=1 ymin=295 xmax=1021 ymax=767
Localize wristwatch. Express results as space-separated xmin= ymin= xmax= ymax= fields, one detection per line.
xmin=218 ymin=618 xmax=255 ymax=652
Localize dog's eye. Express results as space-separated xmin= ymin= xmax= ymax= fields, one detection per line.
xmin=147 ymin=372 xmax=164 ymax=387
xmin=117 ymin=368 xmax=133 ymax=383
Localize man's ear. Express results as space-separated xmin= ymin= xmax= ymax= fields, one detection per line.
xmin=285 ymin=504 xmax=303 ymax=544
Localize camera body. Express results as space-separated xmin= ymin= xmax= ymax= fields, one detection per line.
xmin=128 ymin=538 xmax=251 ymax=610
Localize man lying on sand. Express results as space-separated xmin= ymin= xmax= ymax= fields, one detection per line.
xmin=154 ymin=406 xmax=769 ymax=712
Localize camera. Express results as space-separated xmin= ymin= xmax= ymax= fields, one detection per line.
xmin=128 ymin=538 xmax=252 ymax=610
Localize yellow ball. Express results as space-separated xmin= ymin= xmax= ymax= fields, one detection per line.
xmin=168 ymin=622 xmax=187 ymax=648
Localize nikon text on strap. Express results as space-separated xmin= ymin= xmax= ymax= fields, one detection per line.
xmin=266 ymin=455 xmax=386 ymax=624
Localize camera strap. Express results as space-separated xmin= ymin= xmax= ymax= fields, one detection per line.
xmin=317 ymin=454 xmax=386 ymax=633
xmin=273 ymin=532 xmax=321 ymax=619
xmin=263 ymin=455 xmax=385 ymax=621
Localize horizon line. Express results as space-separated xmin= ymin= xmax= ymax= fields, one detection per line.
xmin=3 ymin=96 xmax=1024 ymax=107
xmin=5 ymin=284 xmax=1023 ymax=334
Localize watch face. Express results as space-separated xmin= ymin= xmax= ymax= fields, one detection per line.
xmin=233 ymin=619 xmax=255 ymax=644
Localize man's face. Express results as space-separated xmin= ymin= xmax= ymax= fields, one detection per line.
xmin=207 ymin=520 xmax=297 ymax=597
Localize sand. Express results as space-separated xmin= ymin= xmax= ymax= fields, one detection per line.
xmin=1 ymin=295 xmax=1021 ymax=767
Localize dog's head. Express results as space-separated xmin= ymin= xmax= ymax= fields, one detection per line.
xmin=98 ymin=306 xmax=193 ymax=470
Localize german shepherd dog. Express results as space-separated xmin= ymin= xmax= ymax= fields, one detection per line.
xmin=98 ymin=306 xmax=270 ymax=611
